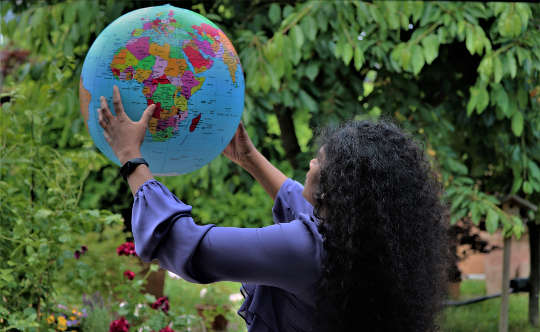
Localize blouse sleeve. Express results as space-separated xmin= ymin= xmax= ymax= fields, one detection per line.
xmin=271 ymin=178 xmax=314 ymax=224
xmin=132 ymin=180 xmax=322 ymax=293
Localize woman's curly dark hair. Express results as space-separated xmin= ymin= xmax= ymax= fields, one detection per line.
xmin=313 ymin=119 xmax=449 ymax=331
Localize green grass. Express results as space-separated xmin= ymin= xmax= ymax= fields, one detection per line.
xmin=164 ymin=275 xmax=247 ymax=332
xmin=440 ymin=280 xmax=536 ymax=332
xmin=165 ymin=277 xmax=537 ymax=332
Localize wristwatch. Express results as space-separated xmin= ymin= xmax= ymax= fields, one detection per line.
xmin=120 ymin=158 xmax=149 ymax=180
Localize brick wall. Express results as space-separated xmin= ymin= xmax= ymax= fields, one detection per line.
xmin=458 ymin=230 xmax=530 ymax=294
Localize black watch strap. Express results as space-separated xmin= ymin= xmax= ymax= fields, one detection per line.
xmin=120 ymin=157 xmax=149 ymax=180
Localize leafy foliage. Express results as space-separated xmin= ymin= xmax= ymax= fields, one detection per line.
xmin=1 ymin=0 xmax=539 ymax=328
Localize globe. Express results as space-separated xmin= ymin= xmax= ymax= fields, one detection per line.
xmin=79 ymin=4 xmax=244 ymax=175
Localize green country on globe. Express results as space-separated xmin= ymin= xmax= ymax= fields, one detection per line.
xmin=79 ymin=4 xmax=245 ymax=175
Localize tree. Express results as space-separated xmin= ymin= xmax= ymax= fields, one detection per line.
xmin=1 ymin=0 xmax=539 ymax=328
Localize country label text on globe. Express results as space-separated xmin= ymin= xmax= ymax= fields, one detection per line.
xmin=80 ymin=5 xmax=245 ymax=175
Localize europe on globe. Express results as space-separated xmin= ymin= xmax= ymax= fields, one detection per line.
xmin=79 ymin=4 xmax=245 ymax=175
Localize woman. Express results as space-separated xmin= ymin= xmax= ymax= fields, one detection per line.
xmin=98 ymin=86 xmax=448 ymax=332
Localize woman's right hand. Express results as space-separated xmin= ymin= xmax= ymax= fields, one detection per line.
xmin=222 ymin=122 xmax=257 ymax=167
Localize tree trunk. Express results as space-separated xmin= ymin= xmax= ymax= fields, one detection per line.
xmin=274 ymin=106 xmax=301 ymax=169
xmin=499 ymin=236 xmax=511 ymax=332
xmin=529 ymin=221 xmax=540 ymax=327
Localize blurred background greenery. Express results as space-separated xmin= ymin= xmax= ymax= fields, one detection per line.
xmin=1 ymin=0 xmax=539 ymax=330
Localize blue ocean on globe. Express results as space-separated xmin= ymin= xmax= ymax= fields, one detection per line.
xmin=79 ymin=4 xmax=244 ymax=175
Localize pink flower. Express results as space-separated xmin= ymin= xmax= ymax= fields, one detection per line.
xmin=151 ymin=296 xmax=169 ymax=313
xmin=116 ymin=242 xmax=137 ymax=256
xmin=159 ymin=327 xmax=175 ymax=332
xmin=123 ymin=270 xmax=135 ymax=280
xmin=81 ymin=245 xmax=88 ymax=253
xmin=74 ymin=250 xmax=81 ymax=259
xmin=109 ymin=317 xmax=129 ymax=332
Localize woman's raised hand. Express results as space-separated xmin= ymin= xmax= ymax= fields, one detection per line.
xmin=98 ymin=85 xmax=156 ymax=165
xmin=222 ymin=122 xmax=257 ymax=167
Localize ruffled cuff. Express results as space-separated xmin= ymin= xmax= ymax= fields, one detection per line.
xmin=271 ymin=178 xmax=313 ymax=223
xmin=131 ymin=180 xmax=214 ymax=282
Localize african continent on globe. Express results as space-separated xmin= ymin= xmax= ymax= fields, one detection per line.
xmin=79 ymin=4 xmax=244 ymax=175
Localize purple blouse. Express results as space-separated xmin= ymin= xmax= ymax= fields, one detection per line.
xmin=132 ymin=178 xmax=324 ymax=332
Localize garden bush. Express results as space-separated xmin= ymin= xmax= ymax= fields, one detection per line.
xmin=1 ymin=1 xmax=539 ymax=330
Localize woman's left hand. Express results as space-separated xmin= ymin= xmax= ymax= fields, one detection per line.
xmin=98 ymin=85 xmax=156 ymax=164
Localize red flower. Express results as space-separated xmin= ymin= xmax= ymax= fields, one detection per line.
xmin=116 ymin=242 xmax=137 ymax=256
xmin=159 ymin=327 xmax=175 ymax=332
xmin=109 ymin=317 xmax=129 ymax=332
xmin=123 ymin=270 xmax=135 ymax=280
xmin=74 ymin=250 xmax=81 ymax=259
xmin=151 ymin=296 xmax=169 ymax=313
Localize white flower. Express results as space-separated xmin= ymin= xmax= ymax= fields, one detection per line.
xmin=229 ymin=293 xmax=243 ymax=302
xmin=134 ymin=303 xmax=144 ymax=317
xmin=200 ymin=288 xmax=208 ymax=298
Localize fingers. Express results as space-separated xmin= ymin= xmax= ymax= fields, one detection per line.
xmin=102 ymin=129 xmax=112 ymax=144
xmin=139 ymin=104 xmax=156 ymax=124
xmin=99 ymin=96 xmax=114 ymax=120
xmin=98 ymin=108 xmax=107 ymax=129
xmin=112 ymin=85 xmax=125 ymax=117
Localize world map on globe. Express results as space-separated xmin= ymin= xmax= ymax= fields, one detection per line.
xmin=79 ymin=4 xmax=244 ymax=175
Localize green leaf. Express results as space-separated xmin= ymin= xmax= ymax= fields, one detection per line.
xmin=478 ymin=56 xmax=493 ymax=80
xmin=476 ymin=87 xmax=489 ymax=114
xmin=473 ymin=26 xmax=487 ymax=55
xmin=494 ymin=85 xmax=510 ymax=116
xmin=447 ymin=159 xmax=468 ymax=175
xmin=499 ymin=11 xmax=522 ymax=37
xmin=342 ymin=44 xmax=353 ymax=66
xmin=450 ymin=208 xmax=467 ymax=225
xmin=467 ymin=87 xmax=478 ymax=116
xmin=493 ymin=55 xmax=503 ymax=83
xmin=528 ymin=160 xmax=540 ymax=180
xmin=58 ymin=234 xmax=70 ymax=243
xmin=506 ymin=52 xmax=517 ymax=78
xmin=421 ymin=34 xmax=439 ymax=65
xmin=369 ymin=5 xmax=384 ymax=25
xmin=516 ymin=47 xmax=529 ymax=66
xmin=144 ymin=293 xmax=157 ymax=303
xmin=354 ymin=47 xmax=364 ymax=71
xmin=268 ymin=3 xmax=281 ymax=24
xmin=390 ymin=44 xmax=405 ymax=69
xmin=34 ymin=209 xmax=52 ymax=220
xmin=291 ymin=25 xmax=304 ymax=49
xmin=363 ymin=70 xmax=377 ymax=97
xmin=523 ymin=181 xmax=533 ymax=195
xmin=471 ymin=203 xmax=481 ymax=225
xmin=511 ymin=111 xmax=524 ymax=136
xmin=299 ymin=90 xmax=317 ymax=111
xmin=282 ymin=89 xmax=294 ymax=107
xmin=486 ymin=209 xmax=499 ymax=234
xmin=301 ymin=15 xmax=317 ymax=41
xmin=465 ymin=25 xmax=475 ymax=55
xmin=512 ymin=218 xmax=525 ymax=239
xmin=450 ymin=194 xmax=466 ymax=212
xmin=511 ymin=177 xmax=523 ymax=194
xmin=411 ymin=44 xmax=424 ymax=75
xmin=305 ymin=63 xmax=319 ymax=81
